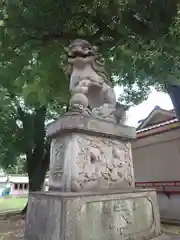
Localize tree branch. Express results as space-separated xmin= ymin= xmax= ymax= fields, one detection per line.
xmin=7 ymin=12 xmax=124 ymax=50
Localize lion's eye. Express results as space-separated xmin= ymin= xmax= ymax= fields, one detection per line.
xmin=83 ymin=46 xmax=91 ymax=51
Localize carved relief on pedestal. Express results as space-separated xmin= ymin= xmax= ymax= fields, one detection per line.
xmin=71 ymin=135 xmax=134 ymax=191
xmin=49 ymin=138 xmax=65 ymax=190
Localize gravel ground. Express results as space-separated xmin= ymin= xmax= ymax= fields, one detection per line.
xmin=0 ymin=216 xmax=25 ymax=240
xmin=0 ymin=218 xmax=180 ymax=240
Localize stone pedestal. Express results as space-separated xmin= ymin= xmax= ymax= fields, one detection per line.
xmin=25 ymin=189 xmax=168 ymax=240
xmin=25 ymin=114 xmax=168 ymax=240
xmin=47 ymin=114 xmax=136 ymax=192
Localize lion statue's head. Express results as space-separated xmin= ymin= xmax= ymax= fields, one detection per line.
xmin=64 ymin=39 xmax=113 ymax=87
xmin=67 ymin=39 xmax=99 ymax=65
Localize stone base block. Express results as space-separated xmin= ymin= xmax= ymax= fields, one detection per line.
xmin=47 ymin=114 xmax=136 ymax=192
xmin=25 ymin=189 xmax=169 ymax=240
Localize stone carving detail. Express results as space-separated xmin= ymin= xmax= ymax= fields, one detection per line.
xmin=66 ymin=195 xmax=155 ymax=240
xmin=64 ymin=39 xmax=127 ymax=123
xmin=71 ymin=135 xmax=134 ymax=191
xmin=49 ymin=138 xmax=65 ymax=190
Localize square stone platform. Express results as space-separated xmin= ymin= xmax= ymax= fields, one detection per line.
xmin=25 ymin=189 xmax=169 ymax=240
xmin=46 ymin=114 xmax=136 ymax=140
xmin=46 ymin=114 xmax=136 ymax=192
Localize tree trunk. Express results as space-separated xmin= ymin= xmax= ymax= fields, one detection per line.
xmin=22 ymin=147 xmax=50 ymax=215
xmin=166 ymin=84 xmax=180 ymax=120
xmin=21 ymin=161 xmax=49 ymax=215
xmin=21 ymin=106 xmax=50 ymax=215
xmin=28 ymin=149 xmax=49 ymax=192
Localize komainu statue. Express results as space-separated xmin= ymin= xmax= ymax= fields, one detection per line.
xmin=64 ymin=39 xmax=127 ymax=123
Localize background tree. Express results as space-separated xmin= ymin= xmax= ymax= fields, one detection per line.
xmin=1 ymin=0 xmax=179 ymax=108
xmin=0 ymin=85 xmax=67 ymax=213
xmin=0 ymin=0 xmax=180 ymax=213
xmin=5 ymin=156 xmax=26 ymax=174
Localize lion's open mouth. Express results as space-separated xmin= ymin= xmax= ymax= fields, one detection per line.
xmin=68 ymin=51 xmax=94 ymax=59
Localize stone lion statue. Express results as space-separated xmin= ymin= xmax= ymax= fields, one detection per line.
xmin=64 ymin=39 xmax=127 ymax=123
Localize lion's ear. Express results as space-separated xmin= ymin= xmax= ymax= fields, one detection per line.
xmin=64 ymin=47 xmax=68 ymax=52
xmin=92 ymin=46 xmax=98 ymax=52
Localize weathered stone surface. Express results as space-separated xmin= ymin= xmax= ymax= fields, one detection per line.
xmin=46 ymin=114 xmax=136 ymax=140
xmin=25 ymin=189 xmax=168 ymax=240
xmin=48 ymin=133 xmax=134 ymax=192
xmin=64 ymin=39 xmax=123 ymax=123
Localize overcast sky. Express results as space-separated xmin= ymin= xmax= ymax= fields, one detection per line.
xmin=114 ymin=86 xmax=174 ymax=127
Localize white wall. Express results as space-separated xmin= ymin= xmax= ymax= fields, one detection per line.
xmin=132 ymin=128 xmax=180 ymax=221
xmin=158 ymin=194 xmax=180 ymax=221
xmin=132 ymin=128 xmax=180 ymax=181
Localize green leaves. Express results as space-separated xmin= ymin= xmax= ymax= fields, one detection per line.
xmin=0 ymin=0 xmax=180 ymax=171
xmin=0 ymin=0 xmax=179 ymax=104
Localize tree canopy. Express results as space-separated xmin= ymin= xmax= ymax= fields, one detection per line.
xmin=0 ymin=0 xmax=180 ymax=193
xmin=1 ymin=0 xmax=180 ymax=105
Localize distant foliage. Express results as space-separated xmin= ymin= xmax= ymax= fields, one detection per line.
xmin=0 ymin=0 xmax=180 ymax=170
xmin=5 ymin=156 xmax=26 ymax=174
